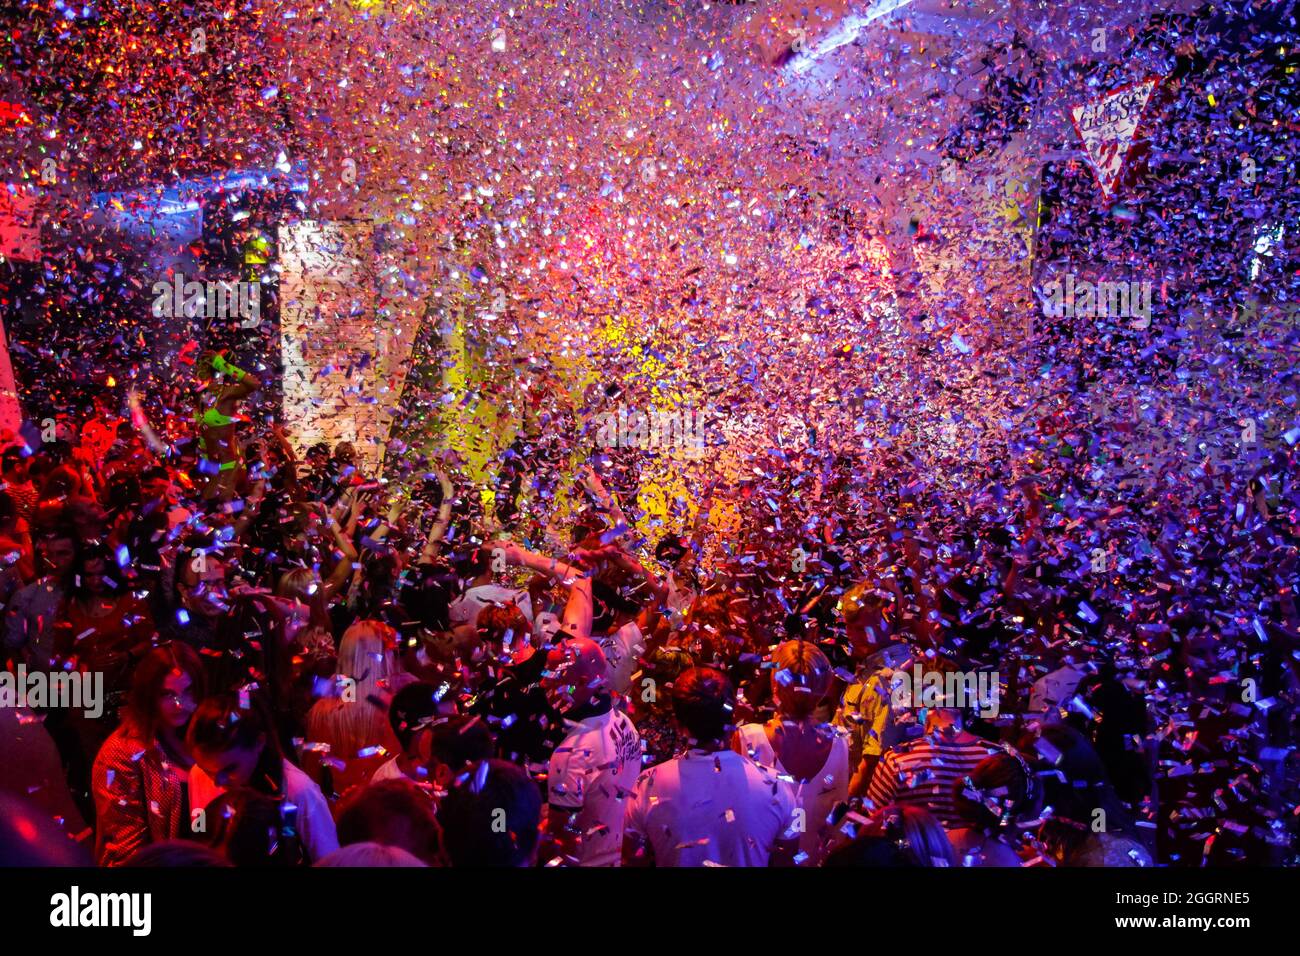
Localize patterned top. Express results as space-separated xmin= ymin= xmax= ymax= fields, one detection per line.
xmin=867 ymin=734 xmax=1002 ymax=829
xmin=92 ymin=723 xmax=191 ymax=867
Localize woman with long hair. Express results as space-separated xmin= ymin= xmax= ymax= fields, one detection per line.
xmin=304 ymin=619 xmax=412 ymax=796
xmin=92 ymin=642 xmax=206 ymax=866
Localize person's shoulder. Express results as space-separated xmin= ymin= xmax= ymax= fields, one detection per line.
xmin=633 ymin=758 xmax=666 ymax=788
xmin=282 ymin=759 xmax=327 ymax=799
xmin=820 ymin=722 xmax=851 ymax=742
xmin=9 ymin=577 xmax=44 ymax=601
xmin=890 ymin=735 xmax=931 ymax=755
xmin=552 ymin=723 xmax=593 ymax=759
xmin=92 ymin=723 xmax=146 ymax=768
xmin=735 ymin=750 xmax=781 ymax=781
xmin=744 ymin=755 xmax=797 ymax=803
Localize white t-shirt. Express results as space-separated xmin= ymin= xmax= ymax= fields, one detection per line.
xmin=624 ymin=749 xmax=798 ymax=867
xmin=548 ymin=707 xmax=641 ymax=867
xmin=189 ymin=759 xmax=340 ymax=863
xmin=597 ymin=621 xmax=645 ymax=697
xmin=735 ymin=723 xmax=850 ymax=865
xmin=370 ymin=755 xmax=407 ymax=784
xmin=448 ymin=584 xmax=534 ymax=629
xmin=1030 ymin=665 xmax=1086 ymax=712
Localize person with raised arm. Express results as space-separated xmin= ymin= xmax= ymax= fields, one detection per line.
xmin=193 ymin=350 xmax=260 ymax=503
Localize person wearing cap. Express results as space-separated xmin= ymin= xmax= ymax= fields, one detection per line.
xmin=833 ymin=581 xmax=912 ymax=793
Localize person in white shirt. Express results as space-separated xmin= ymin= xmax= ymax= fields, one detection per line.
xmin=598 ymin=617 xmax=645 ymax=698
xmin=448 ymin=546 xmax=534 ymax=629
xmin=579 ymin=544 xmax=667 ymax=698
xmin=733 ymin=640 xmax=849 ymax=865
xmin=624 ymin=666 xmax=799 ymax=867
xmin=541 ymin=636 xmax=641 ymax=866
xmin=187 ymin=692 xmax=338 ymax=864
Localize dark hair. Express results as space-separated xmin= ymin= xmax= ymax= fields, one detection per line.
xmin=952 ymin=752 xmax=1039 ymax=831
xmin=68 ymin=541 xmax=125 ymax=599
xmin=38 ymin=464 xmax=83 ymax=501
xmin=655 ymin=535 xmax=688 ymax=564
xmin=823 ymin=835 xmax=918 ymax=867
xmin=451 ymin=545 xmax=491 ymax=581
xmin=1029 ymin=724 xmax=1137 ymax=859
xmin=399 ymin=566 xmax=454 ymax=634
xmin=1 ymin=446 xmax=26 ymax=471
xmin=592 ymin=580 xmax=642 ymax=634
xmin=388 ymin=682 xmax=444 ymax=750
xmin=437 ymin=760 xmax=542 ymax=867
xmin=671 ymin=666 xmax=734 ymax=744
xmin=336 ymin=780 xmax=442 ymax=865
xmin=428 ymin=715 xmax=496 ymax=770
xmin=875 ymin=805 xmax=957 ymax=867
xmin=1032 ymin=724 xmax=1132 ymax=828
xmin=124 ymin=642 xmax=207 ymax=742
xmin=123 ymin=840 xmax=231 ymax=868
xmin=40 ymin=524 xmax=77 ymax=546
xmin=138 ymin=465 xmax=170 ymax=486
xmin=202 ymin=787 xmax=300 ymax=867
xmin=105 ymin=472 xmax=141 ymax=517
xmin=187 ymin=692 xmax=284 ymax=795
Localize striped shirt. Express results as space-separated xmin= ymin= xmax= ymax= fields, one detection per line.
xmin=866 ymin=734 xmax=1002 ymax=829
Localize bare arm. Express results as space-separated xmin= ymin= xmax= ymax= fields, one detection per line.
xmin=270 ymin=424 xmax=305 ymax=502
xmin=417 ymin=470 xmax=455 ymax=564
xmin=582 ymin=466 xmax=630 ymax=539
xmin=320 ymin=504 xmax=359 ymax=601
xmin=492 ymin=543 xmax=593 ymax=640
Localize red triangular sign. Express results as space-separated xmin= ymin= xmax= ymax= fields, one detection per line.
xmin=1071 ymin=77 xmax=1160 ymax=199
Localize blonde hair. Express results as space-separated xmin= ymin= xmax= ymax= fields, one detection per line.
xmin=306 ymin=620 xmax=405 ymax=767
xmin=276 ymin=567 xmax=332 ymax=632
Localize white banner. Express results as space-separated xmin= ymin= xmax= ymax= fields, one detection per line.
xmin=1071 ymin=77 xmax=1160 ymax=199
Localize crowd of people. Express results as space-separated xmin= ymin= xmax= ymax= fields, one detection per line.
xmin=0 ymin=345 xmax=1295 ymax=868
